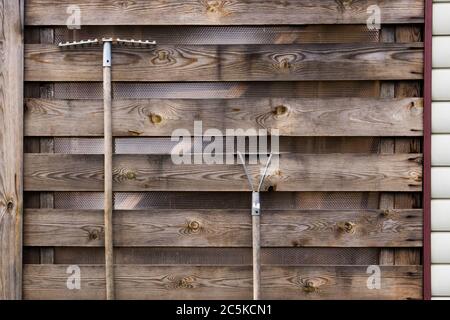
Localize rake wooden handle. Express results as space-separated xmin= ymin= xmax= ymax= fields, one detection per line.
xmin=103 ymin=41 xmax=115 ymax=300
xmin=253 ymin=214 xmax=261 ymax=300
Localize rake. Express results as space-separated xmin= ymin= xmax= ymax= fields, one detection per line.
xmin=237 ymin=152 xmax=273 ymax=300
xmin=59 ymin=37 xmax=156 ymax=300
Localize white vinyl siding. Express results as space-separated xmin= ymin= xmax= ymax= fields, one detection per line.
xmin=432 ymin=0 xmax=450 ymax=299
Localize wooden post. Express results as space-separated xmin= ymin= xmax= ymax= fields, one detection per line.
xmin=103 ymin=41 xmax=115 ymax=300
xmin=0 ymin=0 xmax=24 ymax=300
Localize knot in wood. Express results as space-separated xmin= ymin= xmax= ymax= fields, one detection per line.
xmin=151 ymin=49 xmax=175 ymax=66
xmin=409 ymin=170 xmax=422 ymax=182
xmin=338 ymin=221 xmax=356 ymax=233
xmin=408 ymin=101 xmax=422 ymax=115
xmin=273 ymin=105 xmax=288 ymax=116
xmin=150 ymin=114 xmax=162 ymax=124
xmin=126 ymin=171 xmax=136 ymax=180
xmin=158 ymin=50 xmax=168 ymax=61
xmin=303 ymin=280 xmax=319 ymax=293
xmin=188 ymin=220 xmax=201 ymax=232
xmin=204 ymin=0 xmax=228 ymax=15
xmin=279 ymin=58 xmax=291 ymax=70
xmin=6 ymin=200 xmax=14 ymax=211
xmin=177 ymin=277 xmax=194 ymax=289
xmin=88 ymin=229 xmax=101 ymax=241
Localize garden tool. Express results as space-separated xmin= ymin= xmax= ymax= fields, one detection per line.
xmin=237 ymin=152 xmax=273 ymax=300
xmin=59 ymin=38 xmax=156 ymax=300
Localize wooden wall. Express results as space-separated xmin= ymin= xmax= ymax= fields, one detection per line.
xmin=21 ymin=0 xmax=425 ymax=300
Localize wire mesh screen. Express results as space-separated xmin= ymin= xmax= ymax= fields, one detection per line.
xmin=53 ymin=191 xmax=380 ymax=210
xmin=42 ymin=247 xmax=380 ymax=266
xmin=52 ymin=137 xmax=381 ymax=154
xmin=52 ymin=26 xmax=380 ymax=45
xmin=51 ymin=81 xmax=380 ymax=100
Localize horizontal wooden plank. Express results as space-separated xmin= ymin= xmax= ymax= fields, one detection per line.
xmin=25 ymin=98 xmax=424 ymax=137
xmin=23 ymin=209 xmax=422 ymax=248
xmin=24 ymin=154 xmax=423 ymax=192
xmin=25 ymin=0 xmax=424 ymax=26
xmin=23 ymin=265 xmax=422 ymax=300
xmin=24 ymin=44 xmax=424 ymax=82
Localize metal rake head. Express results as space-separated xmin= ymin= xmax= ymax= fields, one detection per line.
xmin=58 ymin=38 xmax=99 ymax=48
xmin=58 ymin=38 xmax=156 ymax=48
xmin=116 ymin=38 xmax=156 ymax=47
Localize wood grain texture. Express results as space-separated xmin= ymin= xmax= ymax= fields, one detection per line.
xmin=394 ymin=25 xmax=423 ymax=268
xmin=24 ymin=43 xmax=424 ymax=82
xmin=24 ymin=0 xmax=424 ymax=25
xmin=0 ymin=0 xmax=23 ymax=300
xmin=37 ymin=27 xmax=56 ymax=265
xmin=103 ymin=64 xmax=114 ymax=300
xmin=22 ymin=265 xmax=422 ymax=300
xmin=25 ymin=98 xmax=424 ymax=137
xmin=23 ymin=209 xmax=423 ymax=247
xmin=23 ymin=154 xmax=423 ymax=192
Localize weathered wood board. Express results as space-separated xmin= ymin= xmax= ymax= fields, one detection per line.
xmin=24 ymin=209 xmax=423 ymax=247
xmin=24 ymin=44 xmax=424 ymax=82
xmin=25 ymin=98 xmax=423 ymax=137
xmin=23 ymin=154 xmax=423 ymax=192
xmin=23 ymin=265 xmax=422 ymax=300
xmin=0 ymin=0 xmax=23 ymax=300
xmin=24 ymin=0 xmax=424 ymax=25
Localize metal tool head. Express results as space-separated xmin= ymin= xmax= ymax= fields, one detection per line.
xmin=237 ymin=152 xmax=273 ymax=193
xmin=58 ymin=38 xmax=100 ymax=48
xmin=116 ymin=38 xmax=157 ymax=47
xmin=59 ymin=38 xmax=156 ymax=48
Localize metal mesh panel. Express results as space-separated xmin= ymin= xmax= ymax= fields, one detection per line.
xmin=52 ymin=81 xmax=379 ymax=100
xmin=261 ymin=248 xmax=379 ymax=266
xmin=54 ymin=192 xmax=104 ymax=210
xmin=114 ymin=192 xmax=379 ymax=210
xmin=52 ymin=192 xmax=379 ymax=210
xmin=53 ymin=26 xmax=379 ymax=45
xmin=49 ymin=247 xmax=379 ymax=265
xmin=52 ymin=137 xmax=380 ymax=155
xmin=54 ymin=138 xmax=104 ymax=154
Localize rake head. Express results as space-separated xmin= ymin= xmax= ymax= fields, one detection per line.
xmin=116 ymin=38 xmax=156 ymax=47
xmin=58 ymin=38 xmax=99 ymax=48
xmin=58 ymin=38 xmax=156 ymax=48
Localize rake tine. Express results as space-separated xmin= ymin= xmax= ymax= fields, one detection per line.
xmin=116 ymin=38 xmax=156 ymax=47
xmin=58 ymin=38 xmax=99 ymax=48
